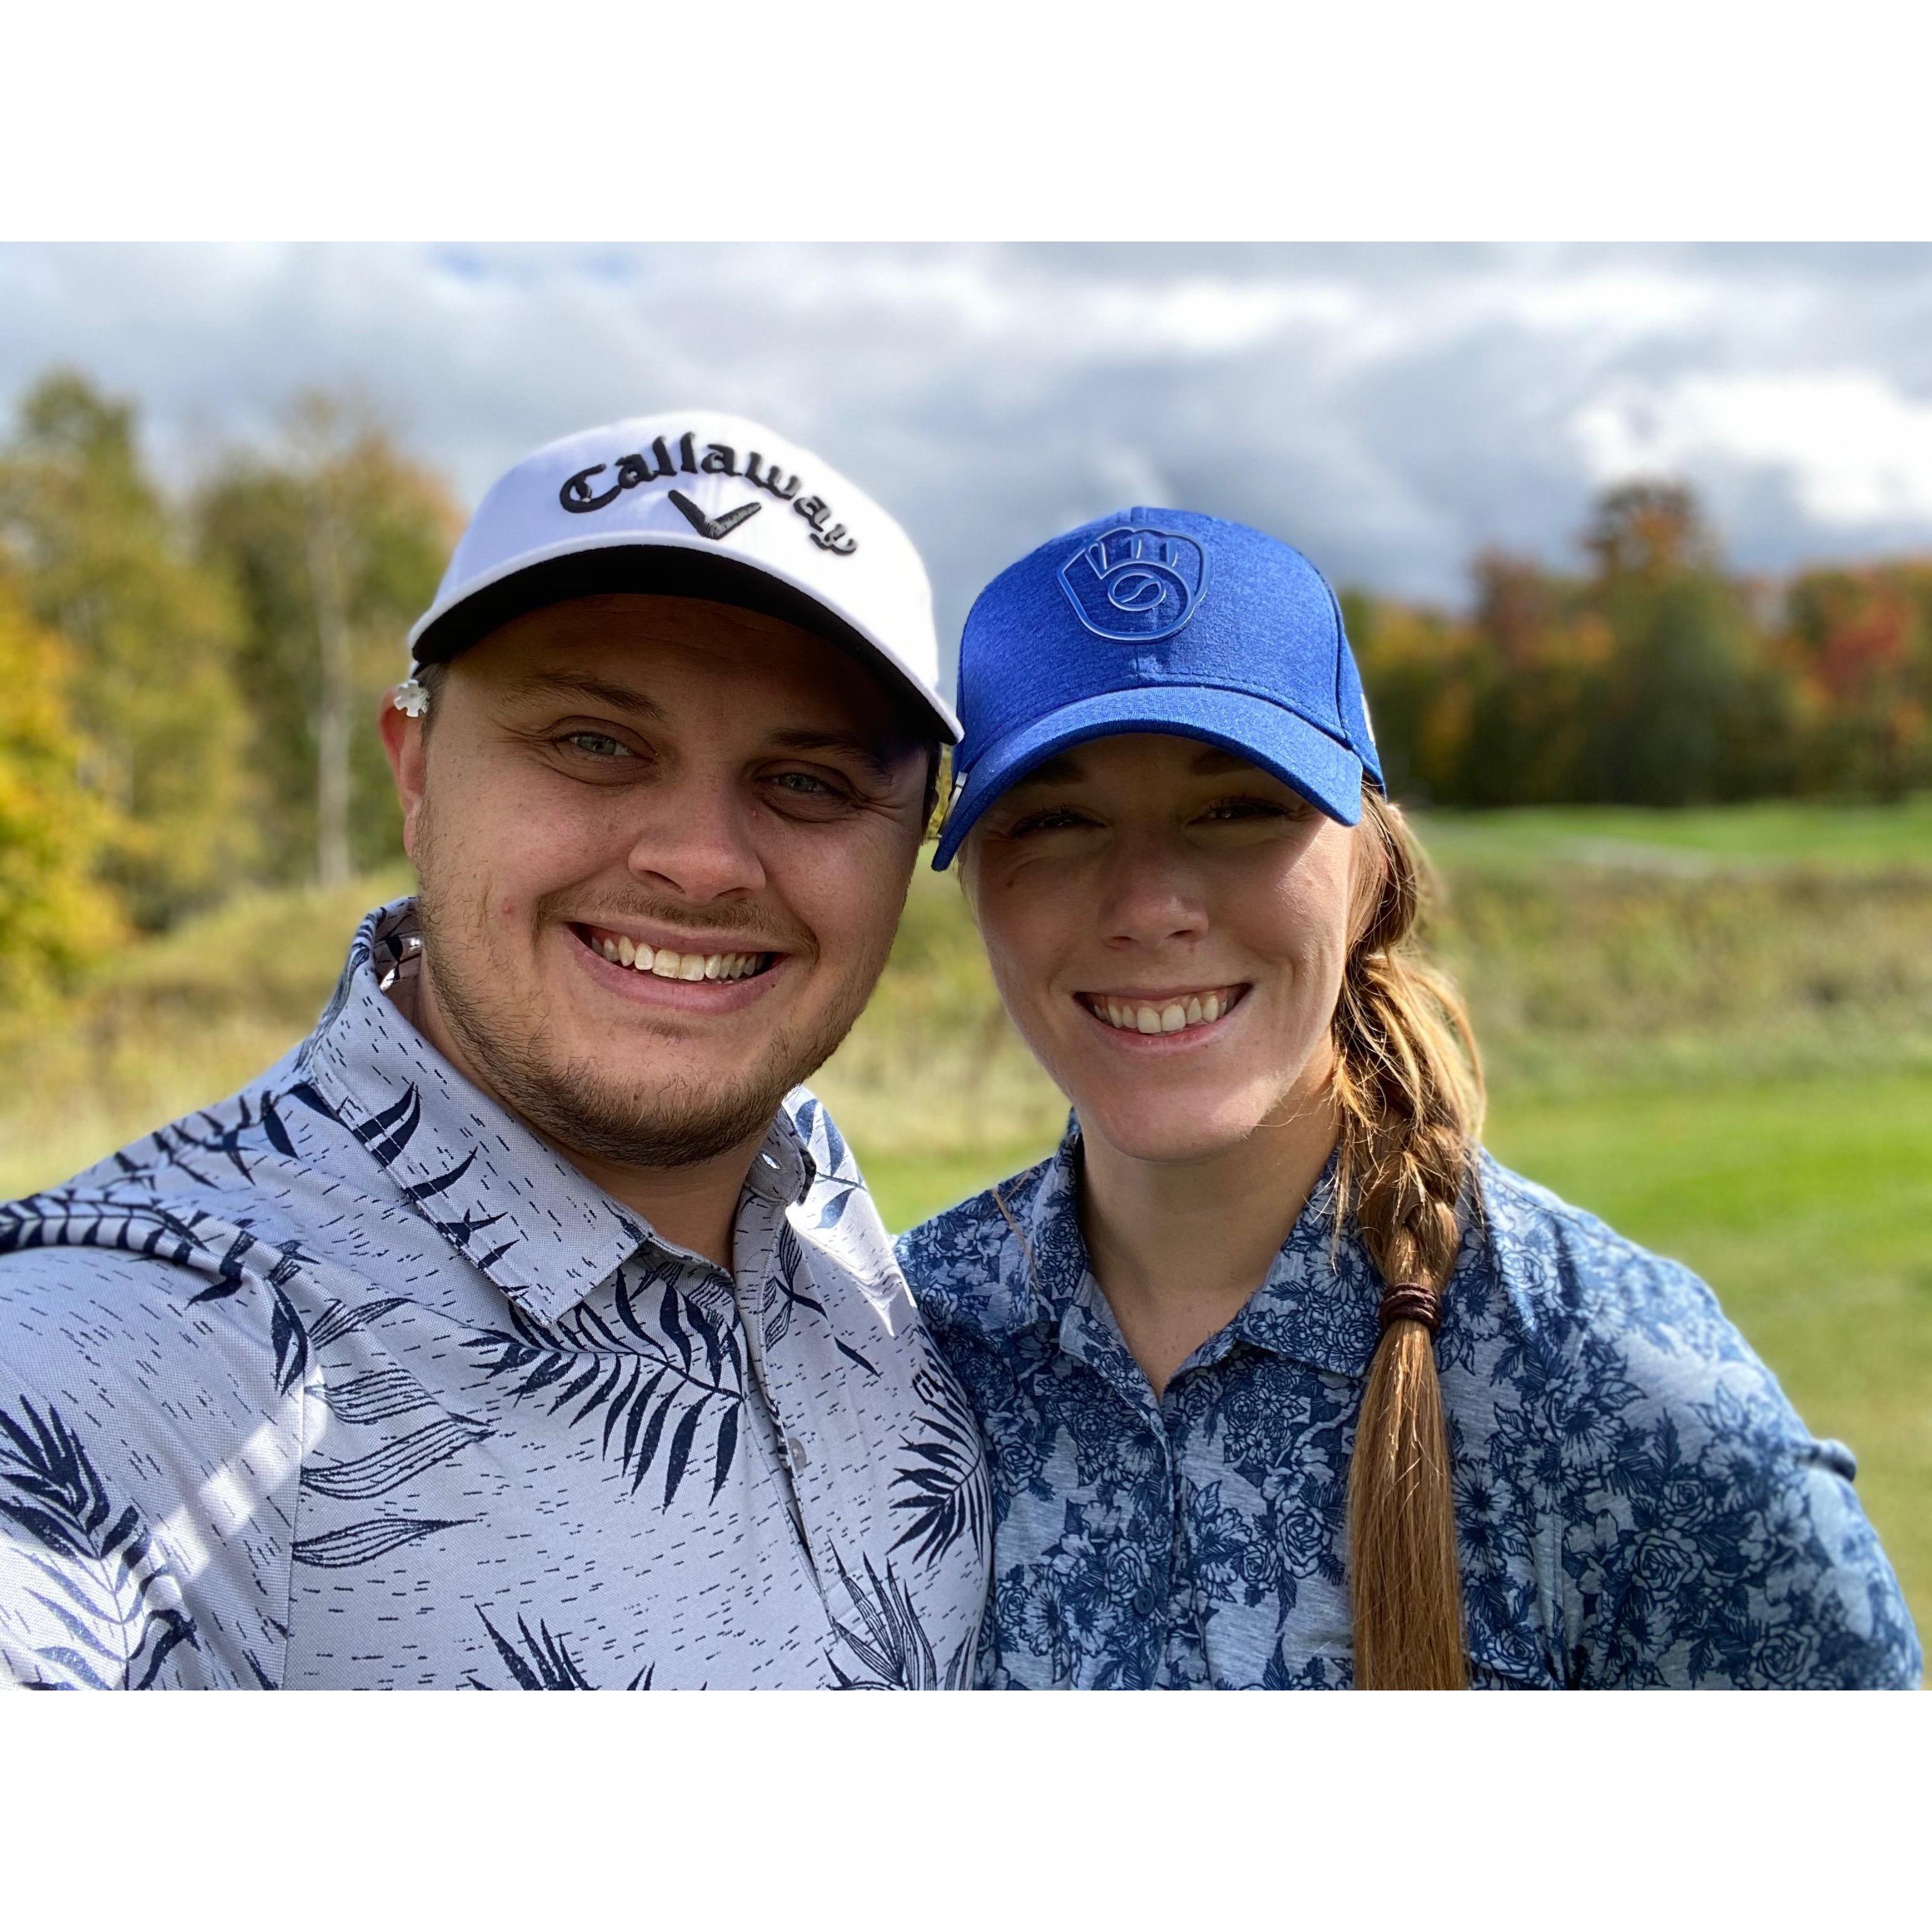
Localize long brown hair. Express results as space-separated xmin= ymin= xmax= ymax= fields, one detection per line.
xmin=1333 ymin=789 xmax=1484 ymax=1688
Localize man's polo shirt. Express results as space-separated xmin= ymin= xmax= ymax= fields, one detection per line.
xmin=0 ymin=901 xmax=989 ymax=1689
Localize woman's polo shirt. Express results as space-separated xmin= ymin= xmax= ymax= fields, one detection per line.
xmin=897 ymin=1126 xmax=1920 ymax=1690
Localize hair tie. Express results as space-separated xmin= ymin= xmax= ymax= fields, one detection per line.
xmin=1378 ymin=1283 xmax=1443 ymax=1335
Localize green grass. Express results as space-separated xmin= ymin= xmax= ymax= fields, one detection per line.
xmin=1413 ymin=794 xmax=1932 ymax=875
xmin=1 ymin=799 xmax=1927 ymax=1648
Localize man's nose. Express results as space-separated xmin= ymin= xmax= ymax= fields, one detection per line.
xmin=623 ymin=770 xmax=767 ymax=904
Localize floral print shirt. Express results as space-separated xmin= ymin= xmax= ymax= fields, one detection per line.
xmin=897 ymin=1123 xmax=1919 ymax=1690
xmin=0 ymin=900 xmax=988 ymax=1689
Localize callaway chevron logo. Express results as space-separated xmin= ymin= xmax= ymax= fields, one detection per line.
xmin=667 ymin=490 xmax=760 ymax=541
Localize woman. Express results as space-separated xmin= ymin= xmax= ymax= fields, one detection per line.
xmin=897 ymin=510 xmax=1920 ymax=1690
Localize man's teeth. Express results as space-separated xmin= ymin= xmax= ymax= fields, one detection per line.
xmin=1091 ymin=992 xmax=1233 ymax=1034
xmin=594 ymin=934 xmax=766 ymax=982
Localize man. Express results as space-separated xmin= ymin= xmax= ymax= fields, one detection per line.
xmin=0 ymin=412 xmax=989 ymax=1689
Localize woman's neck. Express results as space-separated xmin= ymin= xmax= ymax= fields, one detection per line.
xmin=1076 ymin=1091 xmax=1338 ymax=1398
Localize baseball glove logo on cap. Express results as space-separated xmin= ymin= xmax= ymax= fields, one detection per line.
xmin=1058 ymin=523 xmax=1209 ymax=643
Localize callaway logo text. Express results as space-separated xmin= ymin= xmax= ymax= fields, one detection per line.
xmin=559 ymin=431 xmax=859 ymax=554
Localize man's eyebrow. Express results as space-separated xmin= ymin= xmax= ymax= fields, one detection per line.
xmin=766 ymin=726 xmax=903 ymax=780
xmin=502 ymin=671 xmax=666 ymax=718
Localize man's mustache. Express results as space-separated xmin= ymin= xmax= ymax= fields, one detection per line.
xmin=537 ymin=890 xmax=811 ymax=955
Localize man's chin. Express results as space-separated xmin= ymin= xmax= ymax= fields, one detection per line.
xmin=513 ymin=1060 xmax=799 ymax=1171
xmin=484 ymin=1011 xmax=855 ymax=1168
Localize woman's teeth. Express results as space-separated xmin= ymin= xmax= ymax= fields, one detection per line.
xmin=591 ymin=933 xmax=768 ymax=982
xmin=1088 ymin=990 xmax=1238 ymax=1035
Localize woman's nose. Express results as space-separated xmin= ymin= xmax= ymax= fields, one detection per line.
xmin=1096 ymin=835 xmax=1209 ymax=947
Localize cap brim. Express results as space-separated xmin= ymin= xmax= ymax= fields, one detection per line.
xmin=410 ymin=540 xmax=961 ymax=743
xmin=932 ymin=685 xmax=1366 ymax=868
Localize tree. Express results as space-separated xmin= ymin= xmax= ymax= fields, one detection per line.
xmin=0 ymin=370 xmax=259 ymax=927
xmin=1580 ymin=482 xmax=1776 ymax=805
xmin=196 ymin=395 xmax=460 ymax=885
xmin=1781 ymin=564 xmax=1932 ymax=799
xmin=0 ymin=571 xmax=125 ymax=1011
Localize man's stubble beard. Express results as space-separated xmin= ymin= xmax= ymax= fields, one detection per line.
xmin=412 ymin=841 xmax=885 ymax=1173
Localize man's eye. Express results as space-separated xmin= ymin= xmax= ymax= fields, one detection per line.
xmin=561 ymin=731 xmax=635 ymax=760
xmin=766 ymin=770 xmax=855 ymax=814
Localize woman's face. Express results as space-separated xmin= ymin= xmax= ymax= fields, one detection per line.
xmin=962 ymin=732 xmax=1363 ymax=1166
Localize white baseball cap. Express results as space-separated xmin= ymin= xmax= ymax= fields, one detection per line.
xmin=406 ymin=409 xmax=960 ymax=741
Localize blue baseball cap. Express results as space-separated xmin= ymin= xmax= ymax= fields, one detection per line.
xmin=933 ymin=507 xmax=1383 ymax=868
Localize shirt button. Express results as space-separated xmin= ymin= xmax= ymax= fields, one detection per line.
xmin=786 ymin=1433 xmax=810 ymax=1470
xmin=1132 ymin=1584 xmax=1160 ymax=1618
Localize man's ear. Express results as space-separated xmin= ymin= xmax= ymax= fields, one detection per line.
xmin=379 ymin=688 xmax=429 ymax=865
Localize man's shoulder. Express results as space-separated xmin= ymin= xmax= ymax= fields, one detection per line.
xmin=0 ymin=1059 xmax=387 ymax=1368
xmin=0 ymin=1158 xmax=308 ymax=1405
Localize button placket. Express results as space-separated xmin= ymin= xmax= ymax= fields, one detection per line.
xmin=728 ymin=1187 xmax=838 ymax=1592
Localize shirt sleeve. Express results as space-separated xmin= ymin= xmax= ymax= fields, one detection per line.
xmin=0 ymin=1251 xmax=301 ymax=1690
xmin=1551 ymin=1273 xmax=1922 ymax=1690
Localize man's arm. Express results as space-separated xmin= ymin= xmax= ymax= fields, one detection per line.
xmin=0 ymin=1250 xmax=302 ymax=1690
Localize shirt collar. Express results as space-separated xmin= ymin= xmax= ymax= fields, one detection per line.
xmin=294 ymin=898 xmax=814 ymax=1326
xmin=977 ymin=1115 xmax=1384 ymax=1381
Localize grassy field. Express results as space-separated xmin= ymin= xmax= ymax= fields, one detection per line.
xmin=1413 ymin=795 xmax=1932 ymax=873
xmin=2 ymin=800 xmax=1928 ymax=1647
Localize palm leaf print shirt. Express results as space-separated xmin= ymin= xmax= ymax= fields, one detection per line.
xmin=0 ymin=901 xmax=989 ymax=1689
xmin=897 ymin=1125 xmax=1919 ymax=1690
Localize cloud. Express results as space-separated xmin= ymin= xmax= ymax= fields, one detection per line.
xmin=1574 ymin=369 xmax=1932 ymax=525
xmin=4 ymin=243 xmax=1932 ymax=624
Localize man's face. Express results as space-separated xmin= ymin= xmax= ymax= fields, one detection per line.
xmin=383 ymin=594 xmax=930 ymax=1171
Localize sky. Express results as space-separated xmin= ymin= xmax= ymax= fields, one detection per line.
xmin=6 ymin=242 xmax=1932 ymax=640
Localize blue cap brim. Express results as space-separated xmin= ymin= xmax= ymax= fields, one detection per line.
xmin=932 ymin=685 xmax=1366 ymax=869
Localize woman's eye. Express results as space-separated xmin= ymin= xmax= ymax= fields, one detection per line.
xmin=1200 ymin=796 xmax=1292 ymax=823
xmin=1005 ymin=808 xmax=1093 ymax=836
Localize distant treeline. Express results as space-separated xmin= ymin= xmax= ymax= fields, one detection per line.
xmin=0 ymin=369 xmax=456 ymax=1007
xmin=1346 ymin=484 xmax=1932 ymax=808
xmin=3 ymin=367 xmax=1931 ymax=1011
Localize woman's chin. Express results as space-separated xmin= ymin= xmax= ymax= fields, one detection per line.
xmin=1073 ymin=1097 xmax=1277 ymax=1169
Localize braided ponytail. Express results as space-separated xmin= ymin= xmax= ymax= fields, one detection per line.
xmin=1333 ymin=791 xmax=1484 ymax=1689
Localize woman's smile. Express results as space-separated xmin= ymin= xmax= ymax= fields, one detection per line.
xmin=1075 ymin=982 xmax=1251 ymax=1038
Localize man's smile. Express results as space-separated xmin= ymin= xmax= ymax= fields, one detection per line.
xmin=562 ymin=919 xmax=793 ymax=1010
xmin=572 ymin=919 xmax=778 ymax=983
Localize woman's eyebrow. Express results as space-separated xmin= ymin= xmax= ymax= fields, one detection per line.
xmin=1007 ymin=753 xmax=1085 ymax=789
xmin=1189 ymin=746 xmax=1256 ymax=775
